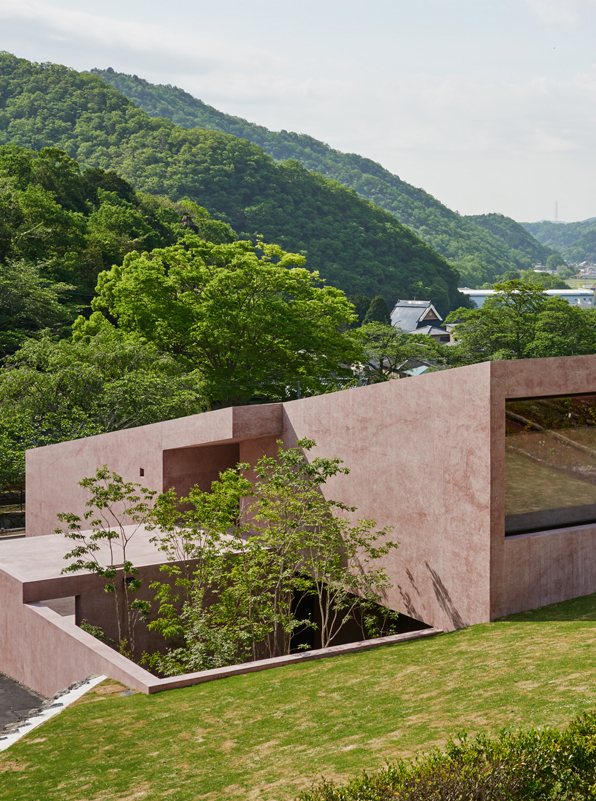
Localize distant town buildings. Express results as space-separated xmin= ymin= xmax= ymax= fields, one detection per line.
xmin=577 ymin=262 xmax=596 ymax=277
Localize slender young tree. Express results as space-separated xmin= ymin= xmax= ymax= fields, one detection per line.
xmin=250 ymin=440 xmax=396 ymax=651
xmin=58 ymin=466 xmax=156 ymax=656
xmin=147 ymin=439 xmax=398 ymax=673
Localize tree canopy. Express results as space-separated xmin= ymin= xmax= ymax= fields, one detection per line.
xmin=0 ymin=143 xmax=228 ymax=297
xmin=0 ymin=322 xmax=207 ymax=489
xmin=91 ymin=235 xmax=362 ymax=406
xmin=0 ymin=260 xmax=77 ymax=359
xmin=523 ymin=218 xmax=596 ymax=264
xmin=445 ymin=281 xmax=596 ymax=361
xmin=354 ymin=323 xmax=446 ymax=382
xmin=0 ymin=53 xmax=468 ymax=314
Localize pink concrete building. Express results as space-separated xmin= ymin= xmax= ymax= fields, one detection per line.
xmin=3 ymin=355 xmax=596 ymax=696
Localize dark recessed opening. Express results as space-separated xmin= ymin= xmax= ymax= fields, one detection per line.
xmin=139 ymin=468 xmax=144 ymax=477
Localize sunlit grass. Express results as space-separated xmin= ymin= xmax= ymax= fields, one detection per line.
xmin=2 ymin=594 xmax=596 ymax=800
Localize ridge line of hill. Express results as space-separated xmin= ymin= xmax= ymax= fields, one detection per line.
xmin=91 ymin=68 xmax=556 ymax=287
xmin=0 ymin=52 xmax=467 ymax=314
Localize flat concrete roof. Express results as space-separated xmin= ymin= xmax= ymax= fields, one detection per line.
xmin=0 ymin=528 xmax=163 ymax=585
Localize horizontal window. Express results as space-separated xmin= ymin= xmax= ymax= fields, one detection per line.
xmin=505 ymin=395 xmax=596 ymax=535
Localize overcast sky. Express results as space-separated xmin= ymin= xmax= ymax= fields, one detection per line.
xmin=1 ymin=0 xmax=596 ymax=222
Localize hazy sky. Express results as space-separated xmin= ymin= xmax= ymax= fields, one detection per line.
xmin=1 ymin=0 xmax=596 ymax=222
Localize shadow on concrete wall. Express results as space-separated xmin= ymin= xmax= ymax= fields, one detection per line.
xmin=397 ymin=567 xmax=424 ymax=621
xmin=425 ymin=562 xmax=465 ymax=629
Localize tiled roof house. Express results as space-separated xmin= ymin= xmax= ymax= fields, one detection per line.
xmin=390 ymin=300 xmax=450 ymax=343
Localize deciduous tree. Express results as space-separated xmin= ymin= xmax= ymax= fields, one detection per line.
xmin=92 ymin=235 xmax=361 ymax=405
xmin=58 ymin=467 xmax=156 ymax=655
xmin=446 ymin=280 xmax=596 ymax=361
xmin=0 ymin=318 xmax=207 ymax=490
xmin=354 ymin=322 xmax=444 ymax=381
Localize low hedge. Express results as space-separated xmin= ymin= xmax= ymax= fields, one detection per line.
xmin=299 ymin=711 xmax=596 ymax=800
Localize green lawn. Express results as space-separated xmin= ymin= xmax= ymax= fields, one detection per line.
xmin=3 ymin=595 xmax=596 ymax=800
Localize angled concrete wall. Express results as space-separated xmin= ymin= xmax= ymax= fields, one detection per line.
xmin=25 ymin=367 xmax=495 ymax=632
xmin=280 ymin=363 xmax=494 ymax=631
xmin=488 ymin=355 xmax=596 ymax=619
xmin=22 ymin=355 xmax=596 ymax=635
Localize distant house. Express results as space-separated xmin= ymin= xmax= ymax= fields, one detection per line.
xmin=390 ymin=300 xmax=451 ymax=343
xmin=411 ymin=325 xmax=451 ymax=344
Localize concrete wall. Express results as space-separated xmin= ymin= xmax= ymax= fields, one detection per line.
xmin=488 ymin=355 xmax=596 ymax=619
xmin=23 ymin=354 xmax=596 ymax=634
xmin=502 ymin=525 xmax=596 ymax=616
xmin=0 ymin=567 xmax=157 ymax=698
xmin=163 ymin=442 xmax=240 ymax=497
xmin=0 ymin=526 xmax=442 ymax=697
xmin=280 ymin=363 xmax=494 ymax=632
xmin=26 ymin=405 xmax=283 ymax=537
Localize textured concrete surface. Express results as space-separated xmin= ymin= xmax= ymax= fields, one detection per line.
xmin=26 ymin=404 xmax=283 ymax=537
xmin=488 ymin=355 xmax=596 ymax=618
xmin=0 ymin=527 xmax=443 ymax=696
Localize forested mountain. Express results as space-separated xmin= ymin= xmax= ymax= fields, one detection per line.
xmin=465 ymin=213 xmax=554 ymax=266
xmin=523 ymin=219 xmax=596 ymax=264
xmin=92 ymin=67 xmax=550 ymax=288
xmin=0 ymin=53 xmax=466 ymax=315
xmin=0 ymin=142 xmax=231 ymax=356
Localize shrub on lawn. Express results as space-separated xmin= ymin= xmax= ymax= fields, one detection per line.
xmin=298 ymin=711 xmax=596 ymax=800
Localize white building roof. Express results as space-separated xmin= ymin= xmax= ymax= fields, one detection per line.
xmin=457 ymin=288 xmax=594 ymax=309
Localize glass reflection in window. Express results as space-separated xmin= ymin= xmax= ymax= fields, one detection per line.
xmin=505 ymin=394 xmax=596 ymax=535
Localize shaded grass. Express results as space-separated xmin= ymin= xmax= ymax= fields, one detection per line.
xmin=3 ymin=594 xmax=596 ymax=800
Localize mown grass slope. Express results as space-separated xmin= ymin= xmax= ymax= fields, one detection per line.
xmin=2 ymin=594 xmax=596 ymax=800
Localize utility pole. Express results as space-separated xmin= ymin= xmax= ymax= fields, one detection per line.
xmin=555 ymin=200 xmax=559 ymax=222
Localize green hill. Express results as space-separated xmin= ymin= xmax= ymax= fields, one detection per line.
xmin=465 ymin=212 xmax=554 ymax=266
xmin=0 ymin=53 xmax=466 ymax=315
xmin=91 ymin=67 xmax=550 ymax=288
xmin=523 ymin=219 xmax=596 ymax=264
xmin=2 ymin=593 xmax=596 ymax=800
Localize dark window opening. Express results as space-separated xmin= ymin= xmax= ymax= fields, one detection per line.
xmin=505 ymin=394 xmax=596 ymax=535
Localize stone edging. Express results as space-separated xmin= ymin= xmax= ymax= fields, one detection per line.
xmin=0 ymin=675 xmax=106 ymax=752
xmin=147 ymin=627 xmax=444 ymax=693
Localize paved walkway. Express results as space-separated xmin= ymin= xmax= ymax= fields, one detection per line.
xmin=0 ymin=672 xmax=46 ymax=729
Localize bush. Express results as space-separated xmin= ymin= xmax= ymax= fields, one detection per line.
xmin=298 ymin=711 xmax=596 ymax=800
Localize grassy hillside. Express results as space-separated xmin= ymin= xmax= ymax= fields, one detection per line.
xmin=91 ymin=68 xmax=548 ymax=288
xmin=465 ymin=212 xmax=554 ymax=266
xmin=524 ymin=219 xmax=596 ymax=264
xmin=2 ymin=593 xmax=596 ymax=800
xmin=0 ymin=53 xmax=465 ymax=315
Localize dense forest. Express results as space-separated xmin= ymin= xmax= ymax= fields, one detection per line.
xmin=0 ymin=144 xmax=223 ymax=486
xmin=465 ymin=213 xmax=553 ymax=266
xmin=92 ymin=67 xmax=556 ymax=288
xmin=523 ymin=219 xmax=596 ymax=264
xmin=0 ymin=53 xmax=466 ymax=314
xmin=0 ymin=143 xmax=229 ymax=355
